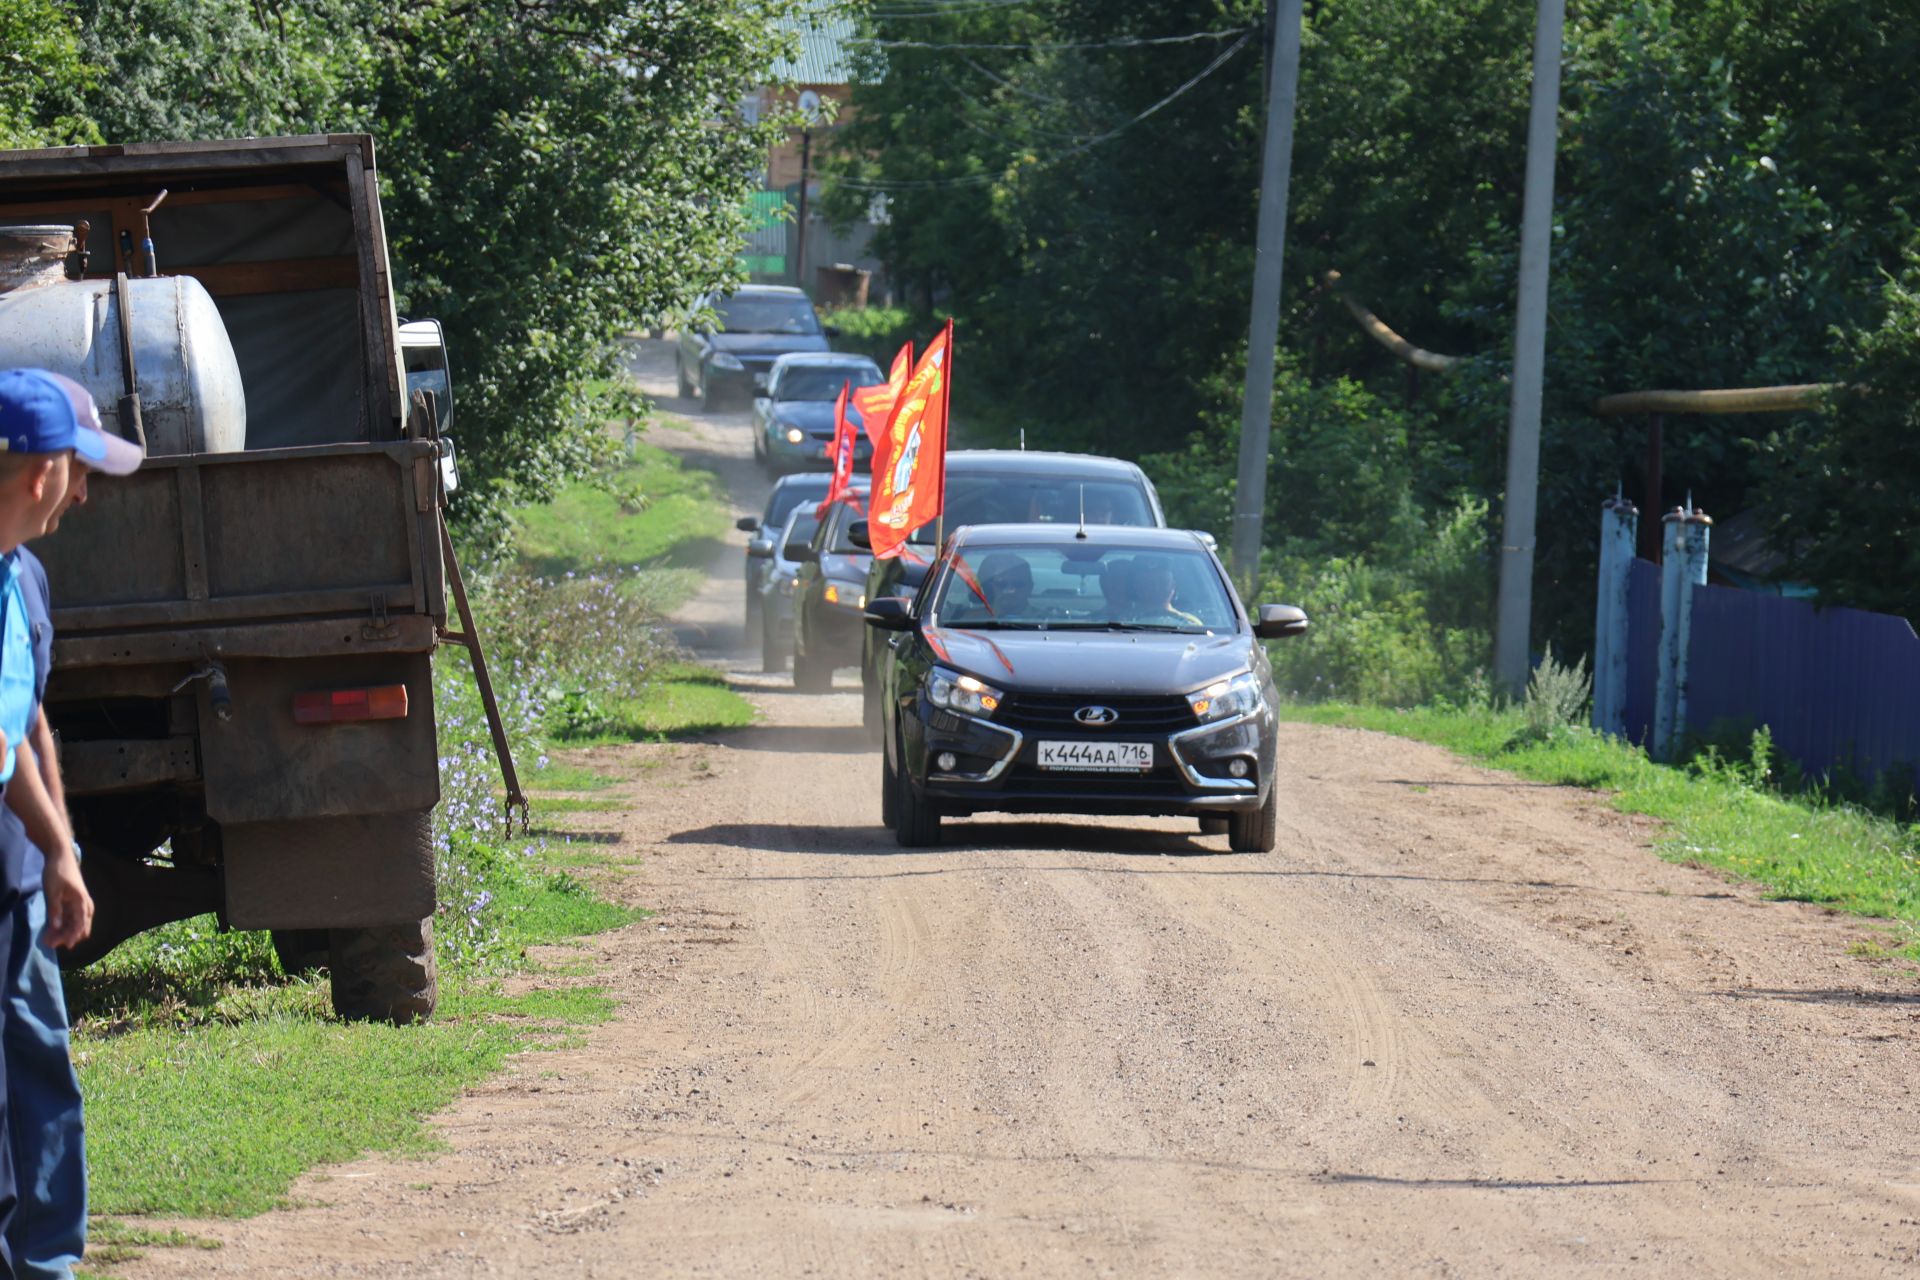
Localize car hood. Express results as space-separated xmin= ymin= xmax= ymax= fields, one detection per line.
xmin=769 ymin=400 xmax=838 ymax=433
xmin=924 ymin=627 xmax=1253 ymax=696
xmin=709 ymin=332 xmax=831 ymax=358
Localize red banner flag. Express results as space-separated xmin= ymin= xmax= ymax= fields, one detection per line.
xmin=854 ymin=340 xmax=913 ymax=450
xmin=869 ymin=320 xmax=953 ymax=561
xmin=816 ymin=380 xmax=862 ymax=517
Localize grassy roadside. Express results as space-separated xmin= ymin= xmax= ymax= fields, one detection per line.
xmin=76 ymin=438 xmax=748 ymax=1273
xmin=1290 ymin=702 xmax=1920 ymax=962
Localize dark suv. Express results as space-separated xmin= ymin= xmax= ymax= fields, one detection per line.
xmin=789 ymin=495 xmax=875 ymax=691
xmin=866 ymin=525 xmax=1308 ymax=851
xmin=676 ymin=285 xmax=834 ymax=410
xmin=856 ymin=450 xmax=1166 ymax=733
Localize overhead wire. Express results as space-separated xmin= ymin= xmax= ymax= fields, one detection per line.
xmin=827 ymin=31 xmax=1253 ymax=191
xmin=849 ymin=28 xmax=1255 ymax=51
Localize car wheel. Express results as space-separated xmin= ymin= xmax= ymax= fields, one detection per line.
xmin=1198 ymin=816 xmax=1230 ymax=836
xmin=699 ymin=370 xmax=716 ymax=413
xmin=880 ymin=733 xmax=899 ymax=829
xmin=892 ymin=730 xmax=941 ymax=847
xmin=745 ymin=577 xmax=761 ymax=628
xmin=1227 ymin=784 xmax=1278 ymax=854
xmin=676 ymin=354 xmax=692 ymax=399
xmin=762 ymin=607 xmax=787 ymax=674
xmin=792 ymin=630 xmax=832 ymax=692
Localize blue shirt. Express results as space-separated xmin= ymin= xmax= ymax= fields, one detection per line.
xmin=0 ymin=549 xmax=52 ymax=895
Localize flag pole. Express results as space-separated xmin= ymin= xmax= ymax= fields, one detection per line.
xmin=934 ymin=319 xmax=953 ymax=553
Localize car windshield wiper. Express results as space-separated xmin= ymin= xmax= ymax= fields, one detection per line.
xmin=941 ymin=619 xmax=1045 ymax=630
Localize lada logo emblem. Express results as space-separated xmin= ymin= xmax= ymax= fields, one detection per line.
xmin=1075 ymin=705 xmax=1119 ymax=727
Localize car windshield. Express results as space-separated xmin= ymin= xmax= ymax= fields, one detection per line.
xmin=929 ymin=543 xmax=1236 ymax=633
xmin=765 ymin=480 xmax=829 ymax=527
xmin=776 ymin=365 xmax=882 ymax=402
xmin=908 ymin=473 xmax=1155 ymax=545
xmin=714 ymin=295 xmax=821 ymax=336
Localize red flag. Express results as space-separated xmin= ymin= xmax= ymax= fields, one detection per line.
xmin=816 ymin=380 xmax=862 ymax=517
xmin=868 ymin=320 xmax=953 ymax=561
xmin=854 ymin=340 xmax=913 ymax=450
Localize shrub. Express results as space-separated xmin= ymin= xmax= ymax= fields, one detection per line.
xmin=1514 ymin=644 xmax=1591 ymax=744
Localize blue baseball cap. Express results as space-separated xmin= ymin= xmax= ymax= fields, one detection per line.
xmin=0 ymin=368 xmax=144 ymax=475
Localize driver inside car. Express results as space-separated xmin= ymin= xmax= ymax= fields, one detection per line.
xmin=1129 ymin=558 xmax=1202 ymax=628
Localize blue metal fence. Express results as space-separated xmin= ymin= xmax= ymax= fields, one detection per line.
xmin=1614 ymin=550 xmax=1920 ymax=786
xmin=1686 ymin=584 xmax=1920 ymax=785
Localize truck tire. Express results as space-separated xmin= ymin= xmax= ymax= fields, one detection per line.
xmin=1227 ymin=786 xmax=1277 ymax=854
xmin=272 ymin=928 xmax=331 ymax=976
xmin=329 ymin=918 xmax=438 ymax=1024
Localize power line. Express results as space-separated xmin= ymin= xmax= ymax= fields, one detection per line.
xmin=827 ymin=31 xmax=1252 ymax=191
xmin=849 ymin=28 xmax=1254 ymax=51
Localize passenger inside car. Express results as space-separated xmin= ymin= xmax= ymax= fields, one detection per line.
xmin=1129 ymin=558 xmax=1202 ymax=628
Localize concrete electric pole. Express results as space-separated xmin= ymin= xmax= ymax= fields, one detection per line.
xmin=1229 ymin=0 xmax=1306 ymax=587
xmin=1492 ymin=0 xmax=1567 ymax=696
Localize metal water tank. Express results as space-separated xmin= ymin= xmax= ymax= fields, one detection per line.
xmin=0 ymin=225 xmax=246 ymax=454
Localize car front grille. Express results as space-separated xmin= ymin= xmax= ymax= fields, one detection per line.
xmin=997 ymin=766 xmax=1192 ymax=799
xmin=995 ymin=692 xmax=1196 ymax=735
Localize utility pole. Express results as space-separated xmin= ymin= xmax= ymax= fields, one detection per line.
xmin=1229 ymin=0 xmax=1306 ymax=587
xmin=794 ymin=126 xmax=812 ymax=290
xmin=1492 ymin=0 xmax=1567 ymax=696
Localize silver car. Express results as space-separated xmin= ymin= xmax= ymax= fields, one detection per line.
xmin=752 ymin=505 xmax=821 ymax=674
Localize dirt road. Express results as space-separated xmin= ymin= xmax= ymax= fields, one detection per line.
xmin=129 ymin=342 xmax=1920 ymax=1278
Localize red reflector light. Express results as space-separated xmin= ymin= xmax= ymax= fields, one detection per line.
xmin=292 ymin=684 xmax=409 ymax=725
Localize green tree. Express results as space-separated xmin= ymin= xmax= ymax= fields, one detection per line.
xmin=0 ymin=0 xmax=96 ymax=146
xmin=1762 ymin=265 xmax=1920 ymax=617
xmin=27 ymin=0 xmax=801 ymax=531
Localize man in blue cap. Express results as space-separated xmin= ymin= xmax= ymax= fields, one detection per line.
xmin=0 ymin=367 xmax=142 ymax=1279
xmin=3 ymin=372 xmax=140 ymax=1280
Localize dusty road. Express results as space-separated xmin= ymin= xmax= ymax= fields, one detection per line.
xmin=130 ymin=342 xmax=1920 ymax=1278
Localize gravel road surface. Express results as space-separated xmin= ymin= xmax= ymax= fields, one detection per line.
xmin=125 ymin=341 xmax=1920 ymax=1278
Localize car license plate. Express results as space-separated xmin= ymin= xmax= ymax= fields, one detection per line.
xmin=1037 ymin=741 xmax=1153 ymax=772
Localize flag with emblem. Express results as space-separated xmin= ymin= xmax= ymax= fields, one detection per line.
xmin=854 ymin=340 xmax=913 ymax=450
xmin=816 ymin=380 xmax=862 ymax=517
xmin=868 ymin=320 xmax=953 ymax=561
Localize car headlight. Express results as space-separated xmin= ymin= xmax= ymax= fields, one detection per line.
xmin=710 ymin=351 xmax=744 ymax=371
xmin=1188 ymin=671 xmax=1263 ymax=722
xmin=784 ymin=425 xmax=806 ymax=444
xmin=927 ymin=666 xmax=1002 ymax=717
xmin=822 ymin=581 xmax=867 ymax=609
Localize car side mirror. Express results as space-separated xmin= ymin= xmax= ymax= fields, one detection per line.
xmin=1253 ymin=604 xmax=1309 ymax=640
xmin=847 ymin=520 xmax=872 ymax=550
xmin=747 ymin=537 xmax=775 ymax=559
xmin=785 ymin=541 xmax=818 ymax=563
xmin=864 ymin=596 xmax=914 ymax=630
xmin=735 ymin=515 xmax=761 ymax=533
xmin=823 ymin=324 xmax=843 ymax=338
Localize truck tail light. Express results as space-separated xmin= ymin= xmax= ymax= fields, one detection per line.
xmin=293 ymin=684 xmax=409 ymax=725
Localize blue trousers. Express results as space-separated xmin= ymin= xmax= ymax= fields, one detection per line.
xmin=4 ymin=889 xmax=79 ymax=1280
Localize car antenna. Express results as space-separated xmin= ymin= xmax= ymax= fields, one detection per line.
xmin=1076 ymin=483 xmax=1088 ymax=540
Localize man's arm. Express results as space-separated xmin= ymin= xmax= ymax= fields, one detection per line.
xmin=31 ymin=705 xmax=62 ymax=811
xmin=6 ymin=734 xmax=90 ymax=948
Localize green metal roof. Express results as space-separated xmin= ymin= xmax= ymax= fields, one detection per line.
xmin=771 ymin=3 xmax=860 ymax=85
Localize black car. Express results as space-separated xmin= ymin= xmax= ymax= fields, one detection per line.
xmin=865 ymin=525 xmax=1308 ymax=851
xmin=676 ymin=285 xmax=835 ymax=410
xmin=788 ymin=492 xmax=874 ymax=691
xmin=856 ymin=450 xmax=1167 ymax=734
xmin=736 ymin=472 xmax=831 ymax=627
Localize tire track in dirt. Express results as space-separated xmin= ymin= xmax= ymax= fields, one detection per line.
xmin=115 ymin=341 xmax=1920 ymax=1280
